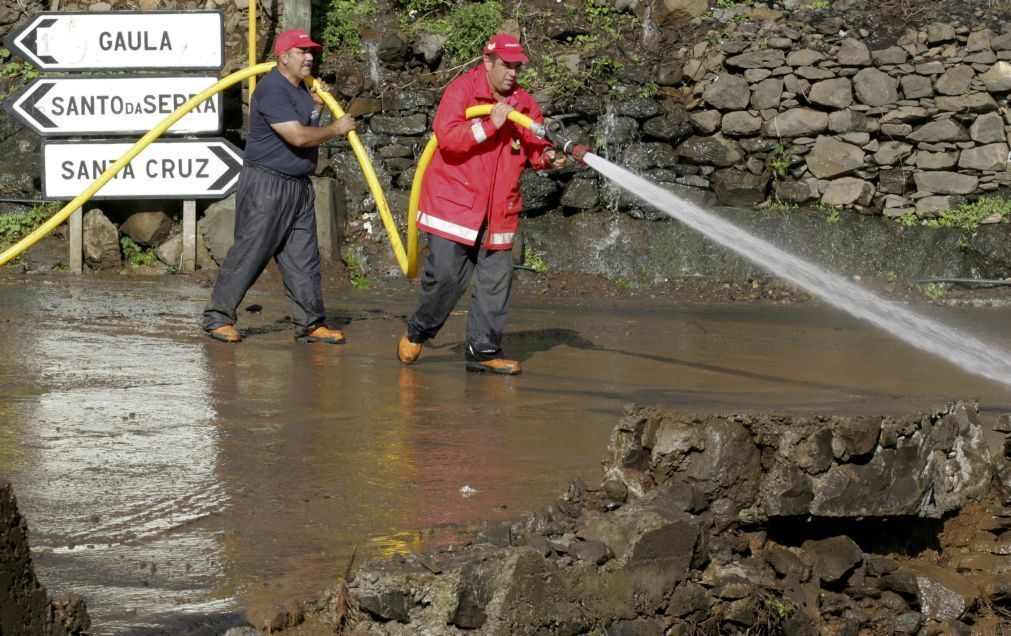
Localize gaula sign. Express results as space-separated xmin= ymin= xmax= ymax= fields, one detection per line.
xmin=2 ymin=11 xmax=224 ymax=71
xmin=4 ymin=76 xmax=222 ymax=136
xmin=43 ymin=138 xmax=243 ymax=199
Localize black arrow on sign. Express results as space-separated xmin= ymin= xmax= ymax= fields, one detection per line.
xmin=21 ymin=81 xmax=57 ymax=129
xmin=209 ymin=145 xmax=242 ymax=192
xmin=21 ymin=18 xmax=57 ymax=65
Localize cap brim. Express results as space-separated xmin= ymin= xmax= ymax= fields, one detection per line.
xmin=493 ymin=51 xmax=528 ymax=63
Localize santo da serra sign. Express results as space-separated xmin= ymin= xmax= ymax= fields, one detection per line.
xmin=4 ymin=75 xmax=222 ymax=136
xmin=2 ymin=11 xmax=224 ymax=71
xmin=42 ymin=138 xmax=243 ymax=200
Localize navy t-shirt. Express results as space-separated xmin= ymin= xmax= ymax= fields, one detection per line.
xmin=244 ymin=68 xmax=319 ymax=177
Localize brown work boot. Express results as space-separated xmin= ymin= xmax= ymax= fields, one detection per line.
xmin=207 ymin=324 xmax=241 ymax=343
xmin=297 ymin=325 xmax=346 ymax=344
xmin=398 ymin=333 xmax=422 ymax=364
xmin=466 ymin=357 xmax=522 ymax=375
xmin=465 ymin=344 xmax=521 ymax=375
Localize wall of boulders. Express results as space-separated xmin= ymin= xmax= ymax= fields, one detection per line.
xmin=329 ymin=7 xmax=1011 ymax=237
xmin=272 ymin=401 xmax=1011 ymax=635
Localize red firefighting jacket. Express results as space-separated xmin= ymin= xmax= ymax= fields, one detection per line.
xmin=417 ymin=65 xmax=553 ymax=249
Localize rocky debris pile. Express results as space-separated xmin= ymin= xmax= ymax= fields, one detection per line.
xmin=0 ymin=478 xmax=90 ymax=636
xmin=268 ymin=401 xmax=1011 ymax=634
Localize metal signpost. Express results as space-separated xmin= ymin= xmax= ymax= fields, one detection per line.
xmin=2 ymin=10 xmax=229 ymax=273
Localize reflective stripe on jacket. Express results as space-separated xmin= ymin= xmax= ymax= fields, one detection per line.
xmin=417 ymin=65 xmax=553 ymax=250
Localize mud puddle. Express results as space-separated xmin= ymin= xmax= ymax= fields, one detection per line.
xmin=1 ymin=275 xmax=1009 ymax=633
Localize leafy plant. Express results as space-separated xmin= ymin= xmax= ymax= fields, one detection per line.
xmin=120 ymin=236 xmax=156 ymax=267
xmin=344 ymin=249 xmax=370 ymax=289
xmin=584 ymin=0 xmax=623 ymax=37
xmin=321 ymin=0 xmax=377 ymax=53
xmin=636 ymin=83 xmax=660 ymax=99
xmin=0 ymin=204 xmax=53 ymax=250
xmin=824 ymin=207 xmax=841 ymax=224
xmin=392 ymin=0 xmax=454 ymax=17
xmin=765 ymin=199 xmax=797 ymax=213
xmin=895 ymin=213 xmax=919 ymax=227
xmin=808 ymin=0 xmax=831 ymax=8
xmin=539 ymin=55 xmax=587 ymax=101
xmin=922 ymin=282 xmax=946 ymax=300
xmin=756 ymin=595 xmax=794 ymax=633
xmin=589 ymin=55 xmax=622 ymax=79
xmin=767 ymin=143 xmax=791 ymax=181
xmin=422 ymin=1 xmax=502 ymax=62
xmin=524 ymin=249 xmax=549 ymax=274
xmin=922 ymin=195 xmax=1010 ymax=233
xmin=890 ymin=196 xmax=1011 ymax=234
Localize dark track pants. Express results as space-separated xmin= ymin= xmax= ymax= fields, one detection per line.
xmin=407 ymin=232 xmax=513 ymax=353
xmin=202 ymin=163 xmax=325 ymax=333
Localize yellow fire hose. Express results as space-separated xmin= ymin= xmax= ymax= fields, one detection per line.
xmin=0 ymin=63 xmax=399 ymax=275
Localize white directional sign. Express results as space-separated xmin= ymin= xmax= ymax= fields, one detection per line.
xmin=3 ymin=11 xmax=223 ymax=71
xmin=43 ymin=138 xmax=243 ymax=200
xmin=4 ymin=76 xmax=222 ymax=136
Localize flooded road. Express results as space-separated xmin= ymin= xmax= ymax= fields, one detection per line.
xmin=1 ymin=274 xmax=1009 ymax=633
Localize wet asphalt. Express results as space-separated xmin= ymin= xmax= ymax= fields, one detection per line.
xmin=1 ymin=273 xmax=1009 ymax=633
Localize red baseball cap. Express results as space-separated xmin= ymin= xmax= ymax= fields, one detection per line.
xmin=274 ymin=30 xmax=323 ymax=57
xmin=483 ymin=33 xmax=528 ymax=63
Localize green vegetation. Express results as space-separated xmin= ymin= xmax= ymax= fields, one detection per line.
xmin=411 ymin=1 xmax=502 ymax=62
xmin=716 ymin=0 xmax=753 ymax=7
xmin=583 ymin=0 xmax=624 ymax=38
xmin=440 ymin=1 xmax=502 ymax=61
xmin=1 ymin=48 xmax=40 ymax=96
xmin=392 ymin=0 xmax=454 ymax=16
xmin=892 ymin=196 xmax=1011 ymax=234
xmin=814 ymin=204 xmax=842 ymax=224
xmin=320 ymin=0 xmax=377 ymax=53
xmin=766 ymin=199 xmax=797 ymax=213
xmin=344 ymin=249 xmax=370 ymax=289
xmin=534 ymin=56 xmax=587 ymax=101
xmin=120 ymin=236 xmax=157 ymax=267
xmin=807 ymin=0 xmax=831 ymax=9
xmin=767 ymin=143 xmax=791 ymax=180
xmin=922 ymin=282 xmax=946 ymax=300
xmin=524 ymin=249 xmax=550 ymax=274
xmin=0 ymin=205 xmax=53 ymax=251
xmin=755 ymin=596 xmax=794 ymax=634
xmin=636 ymin=83 xmax=659 ymax=99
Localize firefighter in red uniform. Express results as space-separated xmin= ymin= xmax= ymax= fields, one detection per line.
xmin=397 ymin=33 xmax=566 ymax=374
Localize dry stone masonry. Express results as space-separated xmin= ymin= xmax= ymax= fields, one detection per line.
xmin=275 ymin=401 xmax=1011 ymax=635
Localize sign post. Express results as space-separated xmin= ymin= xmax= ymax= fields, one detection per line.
xmin=4 ymin=10 xmax=229 ymax=273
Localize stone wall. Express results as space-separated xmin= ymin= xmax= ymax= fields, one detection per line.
xmin=326 ymin=7 xmax=1011 ymax=259
xmin=275 ymin=401 xmax=1011 ymax=635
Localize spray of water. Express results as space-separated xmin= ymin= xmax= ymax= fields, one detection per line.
xmin=583 ymin=153 xmax=1011 ymax=389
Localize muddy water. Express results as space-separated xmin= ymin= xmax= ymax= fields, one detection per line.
xmin=1 ymin=275 xmax=1009 ymax=633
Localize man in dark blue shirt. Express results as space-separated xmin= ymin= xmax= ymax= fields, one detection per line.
xmin=203 ymin=29 xmax=355 ymax=344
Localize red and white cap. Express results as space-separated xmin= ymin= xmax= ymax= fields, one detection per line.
xmin=483 ymin=33 xmax=528 ymax=63
xmin=275 ymin=29 xmax=323 ymax=57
